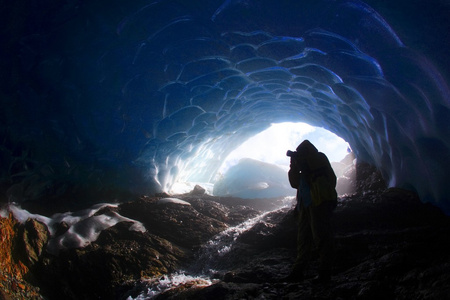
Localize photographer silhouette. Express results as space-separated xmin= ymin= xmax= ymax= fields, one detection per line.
xmin=285 ymin=140 xmax=337 ymax=283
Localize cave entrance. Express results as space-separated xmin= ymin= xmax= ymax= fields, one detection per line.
xmin=170 ymin=122 xmax=352 ymax=197
xmin=217 ymin=122 xmax=350 ymax=175
xmin=210 ymin=122 xmax=351 ymax=199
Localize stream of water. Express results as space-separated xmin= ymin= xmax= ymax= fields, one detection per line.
xmin=127 ymin=197 xmax=294 ymax=299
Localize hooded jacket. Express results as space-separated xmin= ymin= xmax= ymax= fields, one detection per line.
xmin=288 ymin=140 xmax=337 ymax=207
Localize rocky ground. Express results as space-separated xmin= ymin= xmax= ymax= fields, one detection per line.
xmin=161 ymin=188 xmax=450 ymax=300
xmin=1 ymin=163 xmax=450 ymax=299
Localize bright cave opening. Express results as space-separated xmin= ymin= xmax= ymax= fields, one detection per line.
xmin=170 ymin=122 xmax=353 ymax=198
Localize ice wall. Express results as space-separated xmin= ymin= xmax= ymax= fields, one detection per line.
xmin=213 ymin=158 xmax=292 ymax=199
xmin=1 ymin=1 xmax=449 ymax=213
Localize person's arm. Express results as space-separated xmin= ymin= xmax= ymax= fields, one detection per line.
xmin=288 ymin=158 xmax=300 ymax=189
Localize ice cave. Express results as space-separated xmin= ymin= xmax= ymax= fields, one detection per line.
xmin=1 ymin=0 xmax=450 ymax=214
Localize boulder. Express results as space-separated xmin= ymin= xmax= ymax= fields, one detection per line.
xmin=190 ymin=184 xmax=206 ymax=195
xmin=16 ymin=218 xmax=49 ymax=268
xmin=36 ymin=222 xmax=187 ymax=300
xmin=119 ymin=197 xmax=228 ymax=249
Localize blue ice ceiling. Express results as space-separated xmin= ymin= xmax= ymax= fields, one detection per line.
xmin=1 ymin=0 xmax=450 ymax=213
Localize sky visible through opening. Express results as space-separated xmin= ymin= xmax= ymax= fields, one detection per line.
xmin=171 ymin=122 xmax=350 ymax=194
xmin=218 ymin=122 xmax=350 ymax=175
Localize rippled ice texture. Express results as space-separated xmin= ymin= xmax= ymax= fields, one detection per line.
xmin=3 ymin=0 xmax=450 ymax=213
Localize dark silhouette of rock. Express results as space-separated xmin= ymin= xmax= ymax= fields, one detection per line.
xmin=179 ymin=194 xmax=261 ymax=226
xmin=119 ymin=197 xmax=228 ymax=249
xmin=190 ymin=185 xmax=206 ymax=195
xmin=163 ymin=188 xmax=450 ymax=300
xmin=36 ymin=221 xmax=187 ymax=300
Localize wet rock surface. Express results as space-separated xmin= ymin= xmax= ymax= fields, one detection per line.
xmin=119 ymin=197 xmax=229 ymax=250
xmin=1 ymin=163 xmax=450 ymax=299
xmin=31 ymin=195 xmax=238 ymax=299
xmin=37 ymin=222 xmax=189 ymax=299
xmin=161 ymin=188 xmax=450 ymax=300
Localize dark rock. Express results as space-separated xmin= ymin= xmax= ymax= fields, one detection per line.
xmin=354 ymin=162 xmax=387 ymax=194
xmin=180 ymin=195 xmax=260 ymax=226
xmin=8 ymin=165 xmax=450 ymax=300
xmin=237 ymin=221 xmax=275 ymax=245
xmin=211 ymin=196 xmax=289 ymax=212
xmin=157 ymin=185 xmax=450 ymax=300
xmin=155 ymin=192 xmax=171 ymax=198
xmin=53 ymin=221 xmax=69 ymax=237
xmin=176 ymin=281 xmax=262 ymax=300
xmin=190 ymin=184 xmax=206 ymax=195
xmin=180 ymin=197 xmax=232 ymax=223
xmin=119 ymin=197 xmax=228 ymax=249
xmin=336 ymin=161 xmax=387 ymax=196
xmin=16 ymin=218 xmax=49 ymax=268
xmin=236 ymin=208 xmax=296 ymax=250
xmin=36 ymin=221 xmax=187 ymax=300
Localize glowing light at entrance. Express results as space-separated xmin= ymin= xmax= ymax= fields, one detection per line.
xmin=218 ymin=122 xmax=350 ymax=174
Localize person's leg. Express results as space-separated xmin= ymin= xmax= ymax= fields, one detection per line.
xmin=310 ymin=201 xmax=335 ymax=281
xmin=292 ymin=205 xmax=313 ymax=277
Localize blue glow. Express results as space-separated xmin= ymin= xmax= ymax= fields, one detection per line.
xmin=2 ymin=0 xmax=450 ymax=214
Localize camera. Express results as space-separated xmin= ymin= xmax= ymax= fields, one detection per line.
xmin=286 ymin=150 xmax=298 ymax=159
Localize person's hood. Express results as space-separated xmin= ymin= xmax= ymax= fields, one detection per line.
xmin=296 ymin=140 xmax=318 ymax=156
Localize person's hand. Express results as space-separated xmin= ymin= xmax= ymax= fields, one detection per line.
xmin=290 ymin=157 xmax=299 ymax=170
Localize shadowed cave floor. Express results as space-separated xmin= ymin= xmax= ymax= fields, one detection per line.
xmin=1 ymin=184 xmax=450 ymax=299
xmin=143 ymin=189 xmax=450 ymax=300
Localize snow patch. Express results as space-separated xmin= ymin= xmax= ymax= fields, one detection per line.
xmin=157 ymin=198 xmax=191 ymax=205
xmin=5 ymin=203 xmax=146 ymax=255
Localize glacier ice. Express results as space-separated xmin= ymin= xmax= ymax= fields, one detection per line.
xmin=1 ymin=0 xmax=449 ymax=214
xmin=213 ymin=158 xmax=292 ymax=199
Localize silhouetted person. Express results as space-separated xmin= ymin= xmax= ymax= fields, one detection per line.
xmin=286 ymin=140 xmax=337 ymax=283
